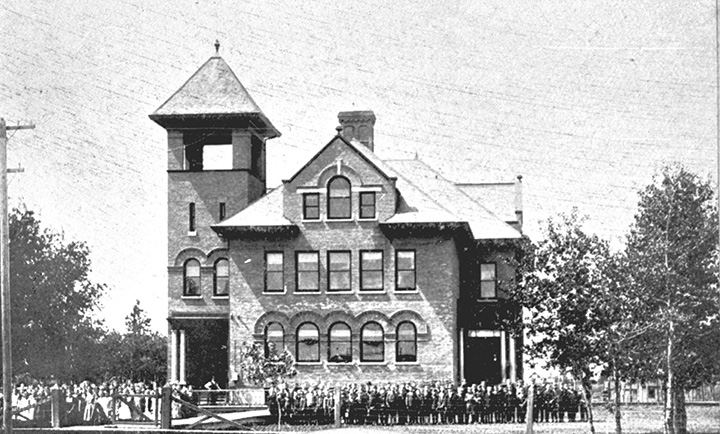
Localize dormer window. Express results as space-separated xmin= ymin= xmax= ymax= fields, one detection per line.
xmin=328 ymin=176 xmax=351 ymax=219
xmin=359 ymin=192 xmax=376 ymax=219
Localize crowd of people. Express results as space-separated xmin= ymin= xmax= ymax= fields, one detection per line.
xmin=2 ymin=377 xmax=591 ymax=427
xmin=3 ymin=378 xmax=161 ymax=426
xmin=267 ymin=379 xmax=589 ymax=426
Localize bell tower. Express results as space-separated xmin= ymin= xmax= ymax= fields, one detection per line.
xmin=150 ymin=42 xmax=279 ymax=386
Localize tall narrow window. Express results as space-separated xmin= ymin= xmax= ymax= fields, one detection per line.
xmin=360 ymin=250 xmax=383 ymax=291
xmin=189 ymin=202 xmax=196 ymax=232
xmin=480 ymin=263 xmax=497 ymax=298
xmin=213 ymin=258 xmax=229 ymax=296
xmin=327 ymin=176 xmax=351 ymax=219
xmin=328 ymin=251 xmax=351 ymax=292
xmin=183 ymin=259 xmax=201 ymax=296
xmin=264 ymin=252 xmax=284 ymax=293
xmin=396 ymin=322 xmax=417 ymax=362
xmin=396 ymin=250 xmax=416 ymax=291
xmin=296 ymin=323 xmax=320 ymax=362
xmin=361 ymin=322 xmax=384 ymax=362
xmin=303 ymin=193 xmax=320 ymax=220
xmin=296 ymin=252 xmax=320 ymax=292
xmin=328 ymin=322 xmax=352 ymax=363
xmin=359 ymin=192 xmax=376 ymax=219
xmin=219 ymin=202 xmax=226 ymax=221
xmin=265 ymin=322 xmax=284 ymax=357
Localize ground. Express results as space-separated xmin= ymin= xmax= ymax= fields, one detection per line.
xmin=257 ymin=405 xmax=719 ymax=434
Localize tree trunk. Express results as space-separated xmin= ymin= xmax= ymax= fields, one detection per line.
xmin=672 ymin=383 xmax=687 ymax=434
xmin=664 ymin=321 xmax=675 ymax=434
xmin=613 ymin=363 xmax=622 ymax=434
xmin=582 ymin=379 xmax=596 ymax=434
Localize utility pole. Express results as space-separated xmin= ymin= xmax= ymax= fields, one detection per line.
xmin=0 ymin=119 xmax=32 ymax=434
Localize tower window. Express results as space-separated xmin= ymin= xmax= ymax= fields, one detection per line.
xmin=303 ymin=193 xmax=320 ymax=220
xmin=188 ymin=203 xmax=196 ymax=232
xmin=328 ymin=176 xmax=351 ymax=219
xmin=219 ymin=202 xmax=226 ymax=221
xmin=213 ymin=258 xmax=229 ymax=296
xmin=480 ymin=263 xmax=497 ymax=298
xmin=359 ymin=192 xmax=376 ymax=219
xmin=183 ymin=259 xmax=201 ymax=296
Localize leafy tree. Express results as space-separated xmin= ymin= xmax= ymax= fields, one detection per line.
xmin=6 ymin=208 xmax=107 ymax=381
xmin=100 ymin=301 xmax=166 ymax=383
xmin=514 ymin=210 xmax=637 ymax=434
xmin=625 ymin=166 xmax=720 ymax=434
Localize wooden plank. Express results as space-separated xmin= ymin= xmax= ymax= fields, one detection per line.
xmin=171 ymin=396 xmax=247 ymax=430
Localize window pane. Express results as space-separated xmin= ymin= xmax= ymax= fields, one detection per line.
xmin=360 ymin=192 xmax=375 ymax=206
xmin=362 ymin=252 xmax=382 ymax=269
xmin=397 ymin=251 xmax=415 ymax=270
xmin=298 ymin=253 xmax=319 ymax=270
xmin=397 ymin=342 xmax=417 ymax=362
xmin=185 ymin=277 xmax=200 ymax=296
xmin=362 ymin=271 xmax=383 ymax=290
xmin=186 ymin=260 xmax=200 ymax=277
xmin=329 ymin=198 xmax=351 ymax=218
xmin=267 ymin=253 xmax=283 ymax=270
xmin=298 ymin=272 xmax=319 ymax=290
xmin=266 ymin=272 xmax=283 ymax=291
xmin=397 ymin=322 xmax=416 ymax=339
xmin=304 ymin=194 xmax=319 ymax=206
xmin=361 ymin=323 xmax=384 ymax=362
xmin=215 ymin=277 xmax=229 ymax=296
xmin=328 ymin=178 xmax=350 ymax=196
xmin=266 ymin=323 xmax=284 ymax=356
xmin=304 ymin=194 xmax=319 ymax=220
xmin=397 ymin=271 xmax=415 ymax=289
xmin=329 ymin=252 xmax=350 ymax=270
xmin=480 ymin=263 xmax=496 ymax=280
xmin=480 ymin=281 xmax=496 ymax=298
xmin=329 ymin=271 xmax=351 ymax=291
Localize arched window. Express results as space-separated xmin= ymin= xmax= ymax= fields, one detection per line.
xmin=328 ymin=322 xmax=352 ymax=363
xmin=296 ymin=323 xmax=320 ymax=362
xmin=327 ymin=176 xmax=351 ymax=219
xmin=183 ymin=259 xmax=201 ymax=296
xmin=213 ymin=258 xmax=229 ymax=296
xmin=361 ymin=322 xmax=384 ymax=362
xmin=396 ymin=322 xmax=417 ymax=362
xmin=265 ymin=322 xmax=284 ymax=357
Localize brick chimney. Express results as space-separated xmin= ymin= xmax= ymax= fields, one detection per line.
xmin=338 ymin=111 xmax=376 ymax=151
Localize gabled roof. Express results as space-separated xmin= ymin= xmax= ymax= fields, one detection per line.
xmin=215 ymin=134 xmax=521 ymax=241
xmin=150 ymin=56 xmax=279 ymax=137
xmin=385 ymin=160 xmax=521 ymax=240
xmin=284 ymin=134 xmax=398 ymax=183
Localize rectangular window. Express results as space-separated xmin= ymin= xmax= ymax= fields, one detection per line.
xmin=303 ymin=193 xmax=320 ymax=220
xmin=359 ymin=192 xmax=376 ymax=219
xmin=296 ymin=252 xmax=320 ymax=292
xmin=189 ymin=203 xmax=196 ymax=232
xmin=328 ymin=251 xmax=351 ymax=292
xmin=396 ymin=250 xmax=416 ymax=291
xmin=219 ymin=202 xmax=226 ymax=220
xmin=480 ymin=263 xmax=497 ymax=298
xmin=264 ymin=252 xmax=284 ymax=293
xmin=360 ymin=250 xmax=384 ymax=291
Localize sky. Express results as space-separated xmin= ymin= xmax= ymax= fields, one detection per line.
xmin=0 ymin=0 xmax=716 ymax=332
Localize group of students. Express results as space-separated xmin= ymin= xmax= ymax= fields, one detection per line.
xmin=267 ymin=379 xmax=589 ymax=425
xmin=2 ymin=379 xmax=160 ymax=426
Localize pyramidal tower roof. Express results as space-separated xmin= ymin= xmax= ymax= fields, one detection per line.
xmin=150 ymin=44 xmax=279 ymax=137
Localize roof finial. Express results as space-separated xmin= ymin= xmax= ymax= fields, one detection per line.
xmin=214 ymin=39 xmax=220 ymax=55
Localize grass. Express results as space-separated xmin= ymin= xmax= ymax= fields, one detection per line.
xmin=253 ymin=405 xmax=719 ymax=434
